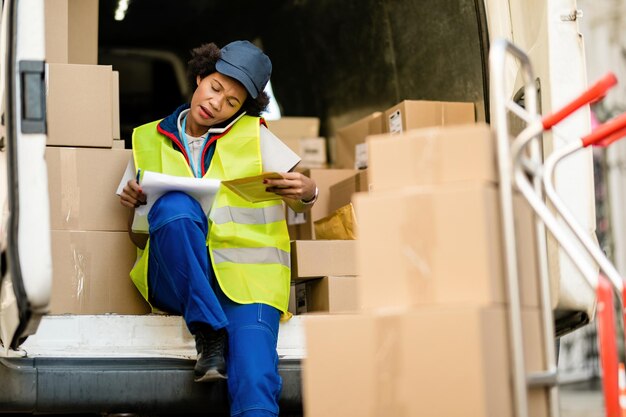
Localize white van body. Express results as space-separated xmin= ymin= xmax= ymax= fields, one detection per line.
xmin=0 ymin=0 xmax=600 ymax=413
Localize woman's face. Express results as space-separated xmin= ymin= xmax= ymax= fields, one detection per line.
xmin=188 ymin=72 xmax=248 ymax=130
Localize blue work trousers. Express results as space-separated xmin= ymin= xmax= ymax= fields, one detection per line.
xmin=147 ymin=191 xmax=282 ymax=417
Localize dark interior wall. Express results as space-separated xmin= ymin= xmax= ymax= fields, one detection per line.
xmin=99 ymin=0 xmax=487 ymax=138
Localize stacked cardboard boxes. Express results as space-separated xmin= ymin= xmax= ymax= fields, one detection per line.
xmin=45 ymin=0 xmax=149 ymax=315
xmin=286 ymin=99 xmax=478 ymax=318
xmin=303 ymin=122 xmax=551 ymax=416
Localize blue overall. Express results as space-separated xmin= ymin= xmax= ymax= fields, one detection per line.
xmin=143 ymin=106 xmax=282 ymax=417
xmin=147 ymin=192 xmax=282 ymax=417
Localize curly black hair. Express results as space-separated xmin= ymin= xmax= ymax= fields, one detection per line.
xmin=187 ymin=43 xmax=270 ymax=117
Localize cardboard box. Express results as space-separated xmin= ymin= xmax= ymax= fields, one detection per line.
xmin=47 ymin=64 xmax=114 ymax=147
xmin=288 ymin=282 xmax=308 ymax=315
xmin=45 ymin=0 xmax=98 ymax=65
xmin=50 ymin=230 xmax=150 ymax=315
xmin=367 ymin=123 xmax=496 ymax=191
xmin=306 ymin=276 xmax=359 ymax=313
xmin=46 ymin=147 xmax=131 ymax=231
xmin=112 ymin=71 xmax=121 ymax=140
xmin=334 ymin=112 xmax=385 ymax=169
xmin=354 ymin=183 xmax=540 ymax=309
xmin=297 ymin=169 xmax=358 ymax=239
xmin=112 ymin=139 xmax=125 ymax=149
xmin=384 ymin=100 xmax=475 ymax=134
xmin=266 ymin=117 xmax=320 ymax=148
xmin=329 ymin=170 xmax=369 ymax=213
xmin=297 ymin=137 xmax=327 ymax=168
xmin=303 ymin=307 xmax=548 ymax=417
xmin=291 ymin=240 xmax=357 ymax=280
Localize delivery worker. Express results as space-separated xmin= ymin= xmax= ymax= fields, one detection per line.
xmin=117 ymin=40 xmax=317 ymax=417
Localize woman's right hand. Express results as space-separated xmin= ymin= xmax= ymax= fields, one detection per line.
xmin=120 ymin=179 xmax=147 ymax=209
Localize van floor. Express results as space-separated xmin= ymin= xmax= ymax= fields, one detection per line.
xmin=19 ymin=315 xmax=305 ymax=359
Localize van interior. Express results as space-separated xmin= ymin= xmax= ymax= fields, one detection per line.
xmin=97 ymin=0 xmax=489 ymax=146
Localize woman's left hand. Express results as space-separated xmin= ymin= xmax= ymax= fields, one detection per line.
xmin=264 ymin=172 xmax=316 ymax=201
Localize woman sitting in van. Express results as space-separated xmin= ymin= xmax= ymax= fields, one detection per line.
xmin=117 ymin=40 xmax=317 ymax=417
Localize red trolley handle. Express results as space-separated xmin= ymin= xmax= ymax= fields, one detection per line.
xmin=542 ymin=72 xmax=617 ymax=130
xmin=582 ymin=112 xmax=626 ymax=147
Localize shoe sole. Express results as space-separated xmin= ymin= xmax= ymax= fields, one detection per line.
xmin=194 ymin=369 xmax=228 ymax=383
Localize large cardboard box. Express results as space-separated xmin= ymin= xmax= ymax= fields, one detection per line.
xmin=47 ymin=64 xmax=114 ymax=147
xmin=291 ymin=240 xmax=357 ymax=280
xmin=306 ymin=276 xmax=359 ymax=313
xmin=354 ymin=183 xmax=540 ymax=309
xmin=304 ymin=307 xmax=548 ymax=417
xmin=384 ymin=100 xmax=475 ymax=134
xmin=45 ymin=0 xmax=99 ymax=65
xmin=50 ymin=230 xmax=150 ymax=315
xmin=46 ymin=147 xmax=131 ymax=231
xmin=329 ymin=169 xmax=369 ymax=213
xmin=334 ymin=112 xmax=385 ymax=169
xmin=367 ymin=123 xmax=496 ymax=191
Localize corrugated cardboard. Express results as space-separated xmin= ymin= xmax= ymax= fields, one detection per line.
xmin=112 ymin=71 xmax=121 ymax=139
xmin=47 ymin=64 xmax=114 ymax=147
xmin=334 ymin=112 xmax=385 ymax=169
xmin=304 ymin=307 xmax=548 ymax=417
xmin=329 ymin=170 xmax=369 ymax=213
xmin=50 ymin=230 xmax=150 ymax=315
xmin=354 ymin=183 xmax=540 ymax=309
xmin=46 ymin=147 xmax=131 ymax=231
xmin=306 ymin=276 xmax=359 ymax=313
xmin=45 ymin=0 xmax=98 ymax=65
xmin=291 ymin=240 xmax=357 ymax=280
xmin=112 ymin=139 xmax=125 ymax=149
xmin=384 ymin=100 xmax=475 ymax=134
xmin=367 ymin=123 xmax=496 ymax=191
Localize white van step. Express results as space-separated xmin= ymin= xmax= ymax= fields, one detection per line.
xmin=21 ymin=314 xmax=306 ymax=359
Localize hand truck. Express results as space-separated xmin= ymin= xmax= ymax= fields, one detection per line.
xmin=490 ymin=38 xmax=626 ymax=417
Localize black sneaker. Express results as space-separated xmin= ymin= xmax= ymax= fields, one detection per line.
xmin=194 ymin=327 xmax=228 ymax=382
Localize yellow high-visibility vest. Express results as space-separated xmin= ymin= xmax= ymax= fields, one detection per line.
xmin=130 ymin=115 xmax=290 ymax=313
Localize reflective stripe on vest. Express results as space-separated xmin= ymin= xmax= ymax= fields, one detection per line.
xmin=210 ymin=205 xmax=285 ymax=225
xmin=130 ymin=114 xmax=291 ymax=314
xmin=212 ymin=247 xmax=290 ymax=268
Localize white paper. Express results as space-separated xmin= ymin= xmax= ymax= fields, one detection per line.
xmin=355 ymin=143 xmax=368 ymax=169
xmin=132 ymin=171 xmax=221 ymax=233
xmin=388 ymin=109 xmax=403 ymax=134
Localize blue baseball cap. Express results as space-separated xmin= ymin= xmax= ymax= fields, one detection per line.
xmin=216 ymin=40 xmax=272 ymax=99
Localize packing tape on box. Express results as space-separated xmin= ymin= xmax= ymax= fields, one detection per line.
xmin=70 ymin=240 xmax=87 ymax=305
xmin=60 ymin=149 xmax=80 ymax=226
xmin=401 ymin=196 xmax=435 ymax=302
xmin=411 ymin=129 xmax=439 ymax=185
xmin=375 ymin=316 xmax=407 ymax=416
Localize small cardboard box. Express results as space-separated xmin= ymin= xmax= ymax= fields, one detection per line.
xmin=297 ymin=169 xmax=358 ymax=239
xmin=303 ymin=307 xmax=548 ymax=417
xmin=288 ymin=282 xmax=308 ymax=315
xmin=46 ymin=147 xmax=131 ymax=231
xmin=306 ymin=276 xmax=359 ymax=313
xmin=384 ymin=100 xmax=475 ymax=134
xmin=334 ymin=112 xmax=386 ymax=169
xmin=46 ymin=64 xmax=114 ymax=148
xmin=354 ymin=183 xmax=540 ymax=309
xmin=291 ymin=240 xmax=357 ymax=280
xmin=298 ymin=137 xmax=328 ymax=168
xmin=367 ymin=123 xmax=496 ymax=191
xmin=45 ymin=0 xmax=99 ymax=65
xmin=266 ymin=117 xmax=320 ymax=148
xmin=329 ymin=170 xmax=369 ymax=213
xmin=49 ymin=230 xmax=150 ymax=315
